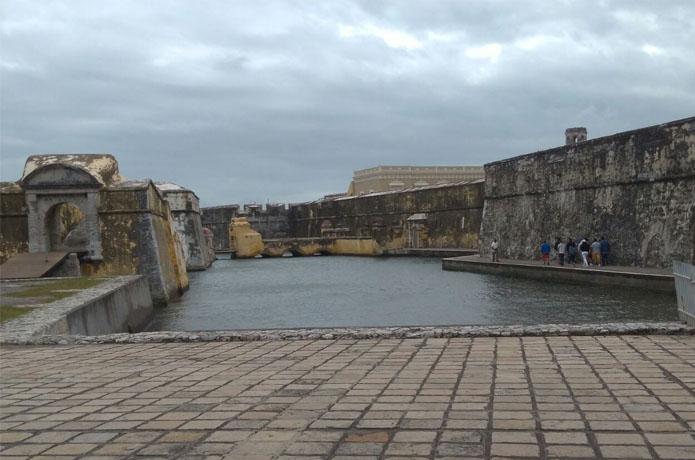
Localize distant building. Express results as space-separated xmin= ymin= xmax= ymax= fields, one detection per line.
xmin=347 ymin=165 xmax=484 ymax=195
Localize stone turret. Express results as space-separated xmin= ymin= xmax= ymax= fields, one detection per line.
xmin=565 ymin=127 xmax=587 ymax=145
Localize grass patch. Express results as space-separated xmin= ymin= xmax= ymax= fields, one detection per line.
xmin=0 ymin=306 xmax=34 ymax=323
xmin=9 ymin=277 xmax=103 ymax=303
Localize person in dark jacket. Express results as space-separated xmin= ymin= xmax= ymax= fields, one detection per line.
xmin=600 ymin=236 xmax=610 ymax=266
xmin=566 ymin=238 xmax=577 ymax=265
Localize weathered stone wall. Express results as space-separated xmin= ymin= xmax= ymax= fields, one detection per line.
xmin=201 ymin=205 xmax=239 ymax=250
xmin=201 ymin=204 xmax=290 ymax=250
xmin=480 ymin=116 xmax=695 ymax=267
xmin=288 ymin=181 xmax=485 ymax=250
xmin=246 ymin=205 xmax=290 ymax=239
xmin=93 ymin=183 xmax=189 ymax=305
xmin=158 ymin=185 xmax=214 ymax=271
xmin=0 ymin=184 xmax=28 ymax=264
xmin=1 ymin=182 xmax=189 ymax=305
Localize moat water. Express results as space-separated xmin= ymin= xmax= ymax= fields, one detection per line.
xmin=149 ymin=256 xmax=678 ymax=331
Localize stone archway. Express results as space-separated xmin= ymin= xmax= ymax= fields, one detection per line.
xmin=21 ymin=163 xmax=104 ymax=260
xmin=45 ymin=202 xmax=88 ymax=252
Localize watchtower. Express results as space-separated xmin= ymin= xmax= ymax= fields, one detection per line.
xmin=565 ymin=127 xmax=587 ymax=145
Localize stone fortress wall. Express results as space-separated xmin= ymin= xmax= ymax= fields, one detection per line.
xmin=288 ymin=181 xmax=485 ymax=251
xmin=202 ymin=116 xmax=694 ymax=268
xmin=480 ymin=117 xmax=695 ymax=267
xmin=201 ymin=203 xmax=291 ymax=250
xmin=155 ymin=182 xmax=215 ymax=271
xmin=0 ymin=154 xmax=217 ymax=306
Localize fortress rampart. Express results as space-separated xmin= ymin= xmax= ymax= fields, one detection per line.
xmin=288 ymin=181 xmax=485 ymax=251
xmin=480 ymin=116 xmax=695 ymax=267
xmin=201 ymin=116 xmax=694 ymax=268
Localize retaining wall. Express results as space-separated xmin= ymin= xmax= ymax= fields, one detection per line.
xmin=442 ymin=257 xmax=676 ymax=293
xmin=0 ymin=276 xmax=153 ymax=341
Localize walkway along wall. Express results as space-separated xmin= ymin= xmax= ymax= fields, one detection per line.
xmin=288 ymin=181 xmax=485 ymax=251
xmin=479 ymin=117 xmax=695 ymax=268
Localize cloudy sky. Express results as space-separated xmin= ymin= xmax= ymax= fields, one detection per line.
xmin=1 ymin=1 xmax=694 ymax=205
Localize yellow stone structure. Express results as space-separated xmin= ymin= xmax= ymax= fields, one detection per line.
xmin=347 ymin=165 xmax=484 ymax=195
xmin=229 ymin=217 xmax=264 ymax=258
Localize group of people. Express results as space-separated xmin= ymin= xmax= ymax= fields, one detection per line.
xmin=489 ymin=236 xmax=611 ymax=267
xmin=541 ymin=236 xmax=611 ymax=267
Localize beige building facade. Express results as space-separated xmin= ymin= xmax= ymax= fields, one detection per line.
xmin=347 ymin=165 xmax=484 ymax=195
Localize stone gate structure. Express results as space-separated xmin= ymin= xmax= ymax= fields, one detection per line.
xmin=0 ymin=154 xmax=204 ymax=305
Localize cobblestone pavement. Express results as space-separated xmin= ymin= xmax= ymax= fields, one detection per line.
xmin=1 ymin=335 xmax=694 ymax=459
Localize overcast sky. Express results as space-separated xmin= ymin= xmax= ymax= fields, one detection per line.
xmin=1 ymin=1 xmax=694 ymax=205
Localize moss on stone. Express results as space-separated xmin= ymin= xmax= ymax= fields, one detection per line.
xmin=9 ymin=277 xmax=103 ymax=303
xmin=0 ymin=306 xmax=34 ymax=323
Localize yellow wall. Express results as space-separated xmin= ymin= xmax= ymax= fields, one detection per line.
xmin=229 ymin=217 xmax=264 ymax=258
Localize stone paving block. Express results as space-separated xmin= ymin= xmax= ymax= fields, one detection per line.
xmin=546 ymin=444 xmax=596 ymax=458
xmin=652 ymin=445 xmax=695 ymax=459
xmin=491 ymin=431 xmax=536 ymax=443
xmin=335 ymin=441 xmax=385 ymax=455
xmin=435 ymin=442 xmax=485 ymax=457
xmin=283 ymin=441 xmax=336 ymax=455
xmin=599 ymin=444 xmax=653 ymax=459
xmin=2 ymin=336 xmax=695 ymax=460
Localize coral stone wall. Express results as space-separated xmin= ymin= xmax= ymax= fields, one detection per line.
xmin=480 ymin=116 xmax=695 ymax=267
xmin=0 ymin=181 xmax=189 ymax=305
xmin=0 ymin=186 xmax=28 ymax=264
xmin=201 ymin=205 xmax=239 ymax=250
xmin=160 ymin=189 xmax=214 ymax=271
xmin=288 ymin=181 xmax=485 ymax=250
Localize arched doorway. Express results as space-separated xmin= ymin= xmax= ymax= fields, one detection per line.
xmin=45 ymin=202 xmax=88 ymax=252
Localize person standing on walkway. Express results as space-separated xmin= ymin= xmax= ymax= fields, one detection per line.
xmin=557 ymin=239 xmax=566 ymax=266
xmin=540 ymin=240 xmax=551 ymax=265
xmin=579 ymin=238 xmax=590 ymax=266
xmin=566 ymin=238 xmax=577 ymax=265
xmin=591 ymin=238 xmax=601 ymax=266
xmin=490 ymin=238 xmax=499 ymax=263
xmin=600 ymin=236 xmax=610 ymax=266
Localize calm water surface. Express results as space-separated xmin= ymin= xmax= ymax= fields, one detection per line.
xmin=150 ymin=257 xmax=678 ymax=331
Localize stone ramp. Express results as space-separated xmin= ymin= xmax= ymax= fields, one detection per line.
xmin=0 ymin=251 xmax=69 ymax=280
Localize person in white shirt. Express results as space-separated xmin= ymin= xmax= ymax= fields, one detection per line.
xmin=490 ymin=238 xmax=499 ymax=262
xmin=557 ymin=240 xmax=566 ymax=266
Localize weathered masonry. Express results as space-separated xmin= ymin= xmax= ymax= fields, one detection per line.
xmin=0 ymin=154 xmax=195 ymax=305
xmin=289 ymin=181 xmax=485 ymax=251
xmin=479 ymin=117 xmax=695 ymax=267
xmin=200 ymin=205 xmax=239 ymax=250
xmin=201 ymin=204 xmax=290 ymax=250
xmin=156 ymin=182 xmax=215 ymax=271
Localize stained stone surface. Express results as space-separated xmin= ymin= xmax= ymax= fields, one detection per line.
xmin=1 ymin=335 xmax=694 ymax=459
xmin=0 ymin=321 xmax=690 ymax=345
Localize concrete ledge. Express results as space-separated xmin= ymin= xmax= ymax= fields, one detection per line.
xmin=679 ymin=310 xmax=695 ymax=327
xmin=385 ymin=248 xmax=478 ymax=258
xmin=2 ymin=321 xmax=691 ymax=344
xmin=0 ymin=276 xmax=153 ymax=342
xmin=442 ymin=256 xmax=675 ymax=293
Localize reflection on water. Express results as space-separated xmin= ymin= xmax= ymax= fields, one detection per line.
xmin=150 ymin=256 xmax=678 ymax=331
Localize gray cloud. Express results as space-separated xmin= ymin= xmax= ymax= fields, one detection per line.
xmin=2 ymin=0 xmax=694 ymax=205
